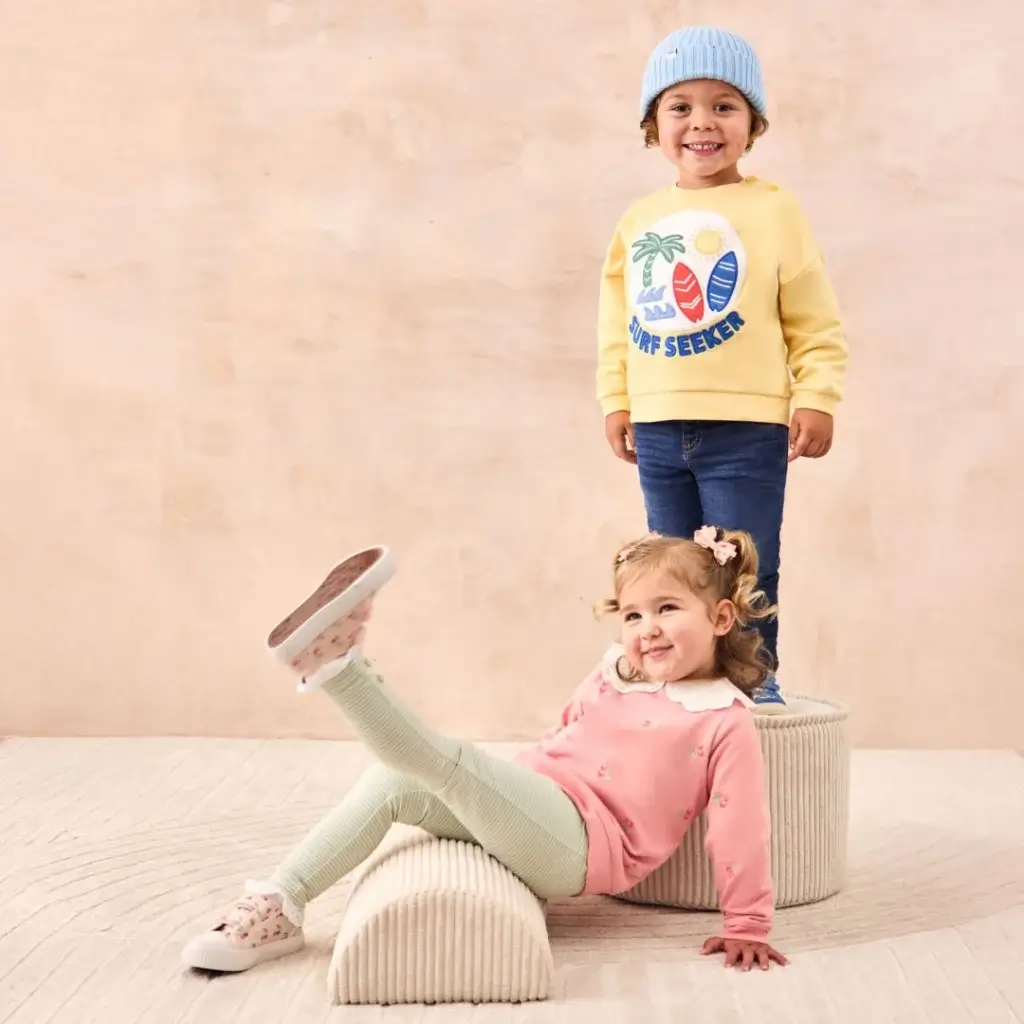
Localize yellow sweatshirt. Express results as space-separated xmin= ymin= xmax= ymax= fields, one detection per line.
xmin=596 ymin=177 xmax=847 ymax=425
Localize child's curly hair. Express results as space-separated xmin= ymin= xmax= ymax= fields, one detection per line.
xmin=597 ymin=529 xmax=776 ymax=695
xmin=640 ymin=94 xmax=769 ymax=153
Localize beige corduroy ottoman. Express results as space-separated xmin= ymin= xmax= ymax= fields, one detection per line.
xmin=615 ymin=695 xmax=850 ymax=910
xmin=328 ymin=827 xmax=554 ymax=1006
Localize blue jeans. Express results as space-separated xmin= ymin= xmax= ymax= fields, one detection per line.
xmin=632 ymin=420 xmax=788 ymax=670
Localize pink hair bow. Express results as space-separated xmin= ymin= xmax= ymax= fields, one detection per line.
xmin=693 ymin=525 xmax=737 ymax=566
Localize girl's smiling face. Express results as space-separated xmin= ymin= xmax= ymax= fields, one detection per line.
xmin=618 ymin=568 xmax=735 ymax=683
xmin=653 ymin=79 xmax=753 ymax=189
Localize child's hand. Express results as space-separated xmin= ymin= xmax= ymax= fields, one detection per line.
xmin=788 ymin=409 xmax=833 ymax=462
xmin=701 ymin=935 xmax=789 ymax=971
xmin=605 ymin=411 xmax=637 ymax=464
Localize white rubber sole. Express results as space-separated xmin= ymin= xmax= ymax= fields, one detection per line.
xmin=182 ymin=930 xmax=305 ymax=973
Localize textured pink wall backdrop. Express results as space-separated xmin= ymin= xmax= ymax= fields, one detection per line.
xmin=1 ymin=1 xmax=1021 ymax=747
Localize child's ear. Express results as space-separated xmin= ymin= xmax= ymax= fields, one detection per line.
xmin=713 ymin=599 xmax=736 ymax=636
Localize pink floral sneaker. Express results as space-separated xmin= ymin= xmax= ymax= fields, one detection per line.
xmin=267 ymin=545 xmax=395 ymax=691
xmin=181 ymin=893 xmax=304 ymax=972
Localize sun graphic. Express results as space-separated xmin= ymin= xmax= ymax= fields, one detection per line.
xmin=694 ymin=229 xmax=724 ymax=256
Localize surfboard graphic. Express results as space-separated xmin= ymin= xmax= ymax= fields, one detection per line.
xmin=672 ymin=262 xmax=705 ymax=324
xmin=707 ymin=251 xmax=738 ymax=312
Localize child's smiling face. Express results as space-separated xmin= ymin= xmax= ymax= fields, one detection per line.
xmin=617 ymin=568 xmax=735 ymax=684
xmin=654 ymin=79 xmax=753 ymax=188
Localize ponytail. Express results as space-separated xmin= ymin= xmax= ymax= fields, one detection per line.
xmin=703 ymin=527 xmax=775 ymax=692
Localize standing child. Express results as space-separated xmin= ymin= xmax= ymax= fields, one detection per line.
xmin=182 ymin=536 xmax=788 ymax=975
xmin=597 ymin=27 xmax=848 ymax=709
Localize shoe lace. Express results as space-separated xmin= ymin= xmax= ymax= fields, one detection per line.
xmin=220 ymin=894 xmax=277 ymax=931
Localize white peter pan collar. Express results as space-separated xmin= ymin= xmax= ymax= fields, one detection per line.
xmin=600 ymin=645 xmax=755 ymax=711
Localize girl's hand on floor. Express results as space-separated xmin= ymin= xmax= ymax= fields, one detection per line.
xmin=604 ymin=411 xmax=637 ymax=464
xmin=701 ymin=935 xmax=789 ymax=971
xmin=788 ymin=409 xmax=834 ymax=461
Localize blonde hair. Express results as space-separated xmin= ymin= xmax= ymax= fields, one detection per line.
xmin=597 ymin=529 xmax=775 ymax=695
xmin=640 ymin=94 xmax=769 ymax=153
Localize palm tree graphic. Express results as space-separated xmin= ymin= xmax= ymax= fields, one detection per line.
xmin=631 ymin=232 xmax=686 ymax=287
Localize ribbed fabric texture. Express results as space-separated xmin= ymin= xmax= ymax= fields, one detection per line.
xmin=329 ymin=831 xmax=554 ymax=1006
xmin=313 ymin=656 xmax=588 ymax=900
xmin=270 ymin=763 xmax=476 ymax=918
xmin=616 ymin=696 xmax=850 ymax=910
xmin=639 ymin=27 xmax=766 ymax=119
xmin=324 ymin=657 xmax=463 ymax=789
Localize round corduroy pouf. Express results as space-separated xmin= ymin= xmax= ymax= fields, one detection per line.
xmin=614 ymin=695 xmax=850 ymax=910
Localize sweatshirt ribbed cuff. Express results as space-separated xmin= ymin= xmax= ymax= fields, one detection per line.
xmin=791 ymin=390 xmax=838 ymax=416
xmin=721 ymin=925 xmax=772 ymax=943
xmin=600 ymin=396 xmax=631 ymax=416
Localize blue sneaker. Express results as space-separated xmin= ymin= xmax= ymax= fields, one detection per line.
xmin=752 ymin=674 xmax=787 ymax=714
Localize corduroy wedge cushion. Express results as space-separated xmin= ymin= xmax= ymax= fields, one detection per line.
xmin=328 ymin=828 xmax=554 ymax=1006
xmin=615 ymin=695 xmax=851 ymax=910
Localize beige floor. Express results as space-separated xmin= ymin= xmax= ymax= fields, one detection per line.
xmin=2 ymin=739 xmax=1022 ymax=1024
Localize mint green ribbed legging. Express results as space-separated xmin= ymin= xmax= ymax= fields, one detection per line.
xmin=268 ymin=654 xmax=589 ymax=911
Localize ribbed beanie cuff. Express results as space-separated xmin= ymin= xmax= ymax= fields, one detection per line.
xmin=639 ymin=27 xmax=766 ymax=121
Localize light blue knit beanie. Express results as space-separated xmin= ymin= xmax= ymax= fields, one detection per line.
xmin=639 ymin=27 xmax=766 ymax=121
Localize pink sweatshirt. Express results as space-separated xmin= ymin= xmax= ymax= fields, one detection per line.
xmin=514 ymin=645 xmax=773 ymax=942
